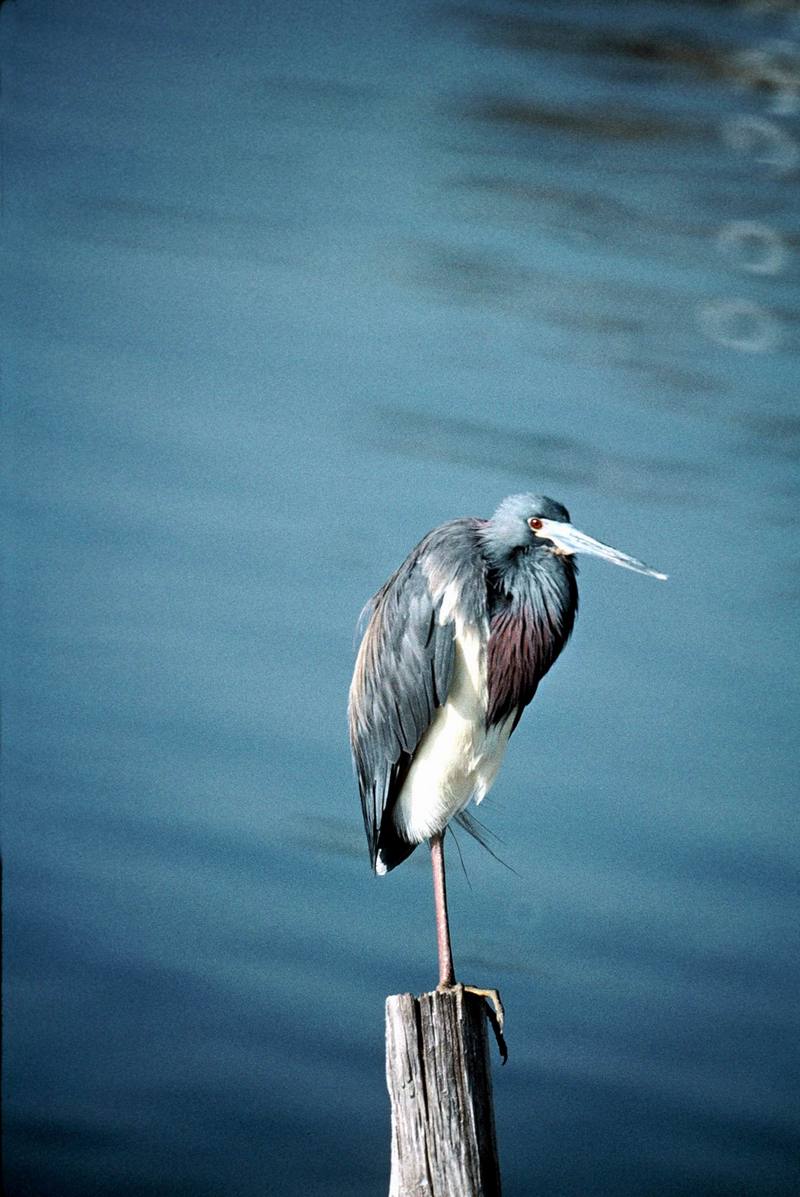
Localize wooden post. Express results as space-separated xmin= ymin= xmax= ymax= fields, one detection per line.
xmin=385 ymin=987 xmax=501 ymax=1197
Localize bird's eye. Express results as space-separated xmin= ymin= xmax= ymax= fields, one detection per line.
xmin=528 ymin=517 xmax=543 ymax=531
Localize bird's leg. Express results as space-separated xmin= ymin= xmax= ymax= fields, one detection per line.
xmin=430 ymin=831 xmax=455 ymax=989
xmin=430 ymin=830 xmax=508 ymax=1062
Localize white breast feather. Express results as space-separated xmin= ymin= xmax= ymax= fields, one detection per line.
xmin=392 ymin=595 xmax=515 ymax=845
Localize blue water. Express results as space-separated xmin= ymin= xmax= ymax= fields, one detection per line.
xmin=4 ymin=2 xmax=799 ymax=1194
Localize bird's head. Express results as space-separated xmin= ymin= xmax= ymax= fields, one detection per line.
xmin=483 ymin=493 xmax=667 ymax=580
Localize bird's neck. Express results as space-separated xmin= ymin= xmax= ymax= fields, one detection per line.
xmin=488 ymin=547 xmax=578 ymax=630
xmin=483 ymin=548 xmax=578 ymax=728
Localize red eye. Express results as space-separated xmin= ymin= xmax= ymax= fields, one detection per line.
xmin=528 ymin=517 xmax=543 ymax=531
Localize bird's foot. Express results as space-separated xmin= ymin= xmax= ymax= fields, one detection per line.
xmin=436 ymin=981 xmax=508 ymax=1064
xmin=463 ymin=985 xmax=505 ymax=1034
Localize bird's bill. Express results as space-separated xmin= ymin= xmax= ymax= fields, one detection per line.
xmin=533 ymin=520 xmax=667 ymax=580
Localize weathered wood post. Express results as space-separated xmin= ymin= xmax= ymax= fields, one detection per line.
xmin=385 ymin=986 xmax=502 ymax=1196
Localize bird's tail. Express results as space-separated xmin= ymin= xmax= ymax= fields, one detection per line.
xmin=374 ymin=822 xmax=417 ymax=875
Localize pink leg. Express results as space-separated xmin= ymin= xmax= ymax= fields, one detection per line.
xmin=430 ymin=831 xmax=455 ymax=988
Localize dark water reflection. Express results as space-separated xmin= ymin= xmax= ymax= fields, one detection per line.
xmin=4 ymin=1 xmax=800 ymax=1194
xmin=364 ymin=406 xmax=713 ymax=502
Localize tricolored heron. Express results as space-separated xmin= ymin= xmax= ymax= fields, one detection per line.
xmin=348 ymin=494 xmax=665 ymax=1007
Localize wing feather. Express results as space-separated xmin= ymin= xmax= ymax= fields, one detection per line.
xmin=348 ymin=518 xmax=486 ymax=871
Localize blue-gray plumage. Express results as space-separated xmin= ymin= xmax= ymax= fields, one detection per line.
xmin=349 ymin=493 xmax=665 ymax=989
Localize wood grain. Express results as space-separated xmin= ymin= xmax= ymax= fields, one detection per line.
xmin=386 ymin=988 xmax=501 ymax=1197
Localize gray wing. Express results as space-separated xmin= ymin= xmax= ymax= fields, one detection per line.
xmin=348 ymin=518 xmax=487 ymax=872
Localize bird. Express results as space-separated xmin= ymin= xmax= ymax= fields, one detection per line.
xmin=348 ymin=493 xmax=666 ymax=1006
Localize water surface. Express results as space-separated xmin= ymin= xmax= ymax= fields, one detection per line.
xmin=4 ymin=2 xmax=800 ymax=1194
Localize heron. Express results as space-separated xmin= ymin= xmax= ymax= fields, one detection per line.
xmin=348 ymin=493 xmax=665 ymax=1015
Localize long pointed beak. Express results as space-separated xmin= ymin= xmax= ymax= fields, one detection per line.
xmin=534 ymin=520 xmax=667 ymax=581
